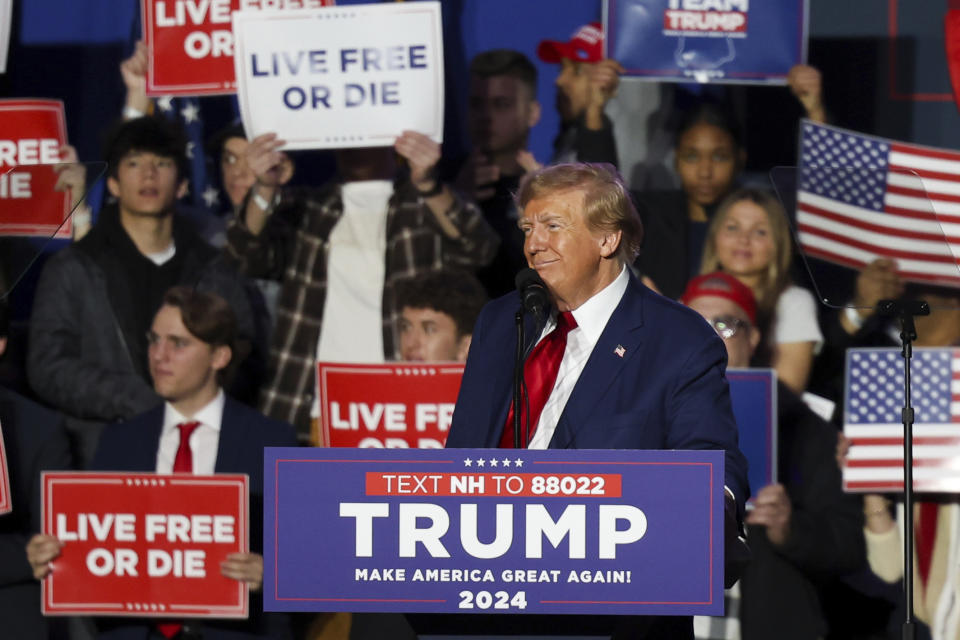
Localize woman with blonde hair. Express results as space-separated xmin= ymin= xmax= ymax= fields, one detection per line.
xmin=700 ymin=187 xmax=822 ymax=392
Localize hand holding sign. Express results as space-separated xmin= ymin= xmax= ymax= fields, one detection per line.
xmin=220 ymin=552 xmax=263 ymax=592
xmin=394 ymin=130 xmax=441 ymax=191
xmin=121 ymin=41 xmax=151 ymax=116
xmin=787 ymin=64 xmax=825 ymax=123
xmin=745 ymin=482 xmax=793 ymax=547
xmin=53 ymin=145 xmax=86 ymax=206
xmin=246 ymin=132 xmax=291 ymax=189
xmin=26 ymin=534 xmax=63 ymax=580
xmin=586 ymin=59 xmax=624 ymax=127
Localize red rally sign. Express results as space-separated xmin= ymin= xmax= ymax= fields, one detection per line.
xmin=0 ymin=425 xmax=10 ymax=515
xmin=142 ymin=0 xmax=335 ymax=96
xmin=317 ymin=362 xmax=464 ymax=449
xmin=42 ymin=472 xmax=249 ymax=618
xmin=0 ymin=99 xmax=71 ymax=238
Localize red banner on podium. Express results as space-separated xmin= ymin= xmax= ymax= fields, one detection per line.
xmin=317 ymin=362 xmax=464 ymax=448
xmin=0 ymin=99 xmax=70 ymax=238
xmin=42 ymin=472 xmax=249 ymax=618
xmin=0 ymin=425 xmax=10 ymax=515
xmin=142 ymin=0 xmax=335 ymax=96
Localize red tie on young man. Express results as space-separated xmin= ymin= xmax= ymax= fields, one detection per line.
xmin=158 ymin=421 xmax=200 ymax=639
xmin=500 ymin=311 xmax=577 ymax=448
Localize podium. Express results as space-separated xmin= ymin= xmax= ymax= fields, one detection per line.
xmin=264 ymin=447 xmax=725 ymax=637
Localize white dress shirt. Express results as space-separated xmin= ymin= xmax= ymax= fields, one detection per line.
xmin=527 ymin=266 xmax=629 ymax=449
xmin=155 ymin=390 xmax=225 ymax=475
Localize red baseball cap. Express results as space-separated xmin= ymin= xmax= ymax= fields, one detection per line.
xmin=680 ymin=272 xmax=757 ymax=325
xmin=537 ymin=22 xmax=604 ymax=64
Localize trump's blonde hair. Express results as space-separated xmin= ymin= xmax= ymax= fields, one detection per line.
xmin=515 ymin=163 xmax=643 ymax=262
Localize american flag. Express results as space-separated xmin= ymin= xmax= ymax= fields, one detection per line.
xmin=844 ymin=347 xmax=960 ymax=492
xmin=797 ymin=120 xmax=960 ymax=287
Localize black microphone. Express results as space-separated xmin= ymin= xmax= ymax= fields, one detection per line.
xmin=515 ymin=268 xmax=550 ymax=321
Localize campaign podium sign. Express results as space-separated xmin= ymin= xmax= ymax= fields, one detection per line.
xmin=0 ymin=425 xmax=10 ymax=515
xmin=265 ymin=447 xmax=725 ymax=616
xmin=728 ymin=369 xmax=777 ymax=500
xmin=42 ymin=472 xmax=249 ymax=618
xmin=233 ymin=1 xmax=444 ymax=149
xmin=605 ymin=0 xmax=808 ymax=84
xmin=0 ymin=99 xmax=71 ymax=238
xmin=317 ymin=362 xmax=463 ymax=448
xmin=141 ymin=0 xmax=335 ymax=97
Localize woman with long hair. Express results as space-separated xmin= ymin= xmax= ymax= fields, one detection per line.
xmin=700 ymin=188 xmax=822 ymax=392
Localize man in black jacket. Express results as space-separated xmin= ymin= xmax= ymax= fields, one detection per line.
xmin=27 ymin=116 xmax=261 ymax=468
xmin=682 ymin=272 xmax=865 ymax=640
xmin=0 ymin=292 xmax=73 ymax=639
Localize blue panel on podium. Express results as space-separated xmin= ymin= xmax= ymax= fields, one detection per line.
xmin=728 ymin=369 xmax=777 ymax=502
xmin=265 ymin=447 xmax=724 ymax=616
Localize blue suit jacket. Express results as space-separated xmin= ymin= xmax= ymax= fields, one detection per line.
xmin=90 ymin=396 xmax=297 ymax=640
xmin=447 ymin=272 xmax=749 ymax=511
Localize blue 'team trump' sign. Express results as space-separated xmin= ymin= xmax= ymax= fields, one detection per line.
xmin=604 ymin=0 xmax=808 ymax=84
xmin=264 ymin=447 xmax=724 ymax=616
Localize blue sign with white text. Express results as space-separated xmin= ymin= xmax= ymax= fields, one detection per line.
xmin=265 ymin=447 xmax=724 ymax=615
xmin=605 ymin=0 xmax=808 ymax=84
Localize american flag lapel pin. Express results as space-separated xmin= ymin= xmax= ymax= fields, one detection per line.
xmin=614 ymin=344 xmax=626 ymax=358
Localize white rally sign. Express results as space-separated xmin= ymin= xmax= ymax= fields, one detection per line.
xmin=233 ymin=1 xmax=444 ymax=150
xmin=0 ymin=0 xmax=11 ymax=74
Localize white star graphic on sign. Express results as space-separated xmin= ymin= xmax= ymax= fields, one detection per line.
xmin=180 ymin=101 xmax=199 ymax=123
xmin=477 ymin=458 xmax=486 ymax=467
xmin=186 ymin=141 xmax=195 ymax=160
xmin=463 ymin=458 xmax=472 ymax=467
xmin=202 ymin=185 xmax=219 ymax=208
xmin=502 ymin=458 xmax=511 ymax=467
xmin=514 ymin=459 xmax=523 ymax=467
xmin=490 ymin=458 xmax=499 ymax=467
xmin=157 ymin=96 xmax=174 ymax=112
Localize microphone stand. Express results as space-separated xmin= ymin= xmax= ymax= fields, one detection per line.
xmin=877 ymin=298 xmax=929 ymax=640
xmin=511 ymin=309 xmax=548 ymax=449
xmin=512 ymin=311 xmax=524 ymax=449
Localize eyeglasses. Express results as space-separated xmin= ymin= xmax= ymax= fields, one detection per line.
xmin=710 ymin=315 xmax=749 ymax=340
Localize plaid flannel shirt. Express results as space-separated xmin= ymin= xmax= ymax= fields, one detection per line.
xmin=225 ymin=179 xmax=498 ymax=437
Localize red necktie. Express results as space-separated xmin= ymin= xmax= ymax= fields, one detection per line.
xmin=158 ymin=421 xmax=201 ymax=639
xmin=172 ymin=421 xmax=200 ymax=473
xmin=500 ymin=311 xmax=577 ymax=448
xmin=916 ymin=501 xmax=939 ymax=591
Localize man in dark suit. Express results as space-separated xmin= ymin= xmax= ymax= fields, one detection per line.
xmin=443 ymin=163 xmax=748 ymax=639
xmin=28 ymin=286 xmax=295 ymax=640
xmin=0 ymin=295 xmax=73 ymax=639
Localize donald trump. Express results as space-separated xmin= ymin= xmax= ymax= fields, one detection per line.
xmin=445 ymin=163 xmax=748 ymax=639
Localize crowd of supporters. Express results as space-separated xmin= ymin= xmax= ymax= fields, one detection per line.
xmin=0 ymin=15 xmax=954 ymax=640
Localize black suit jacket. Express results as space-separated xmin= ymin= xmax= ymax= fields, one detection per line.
xmin=738 ymin=384 xmax=866 ymax=639
xmin=0 ymin=386 xmax=73 ymax=639
xmin=632 ymin=189 xmax=693 ymax=301
xmin=90 ymin=396 xmax=297 ymax=640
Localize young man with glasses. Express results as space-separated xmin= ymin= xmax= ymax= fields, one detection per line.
xmin=27 ymin=287 xmax=295 ymax=640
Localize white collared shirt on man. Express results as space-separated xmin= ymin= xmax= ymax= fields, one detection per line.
xmin=155 ymin=389 xmax=225 ymax=474
xmin=526 ymin=265 xmax=629 ymax=449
